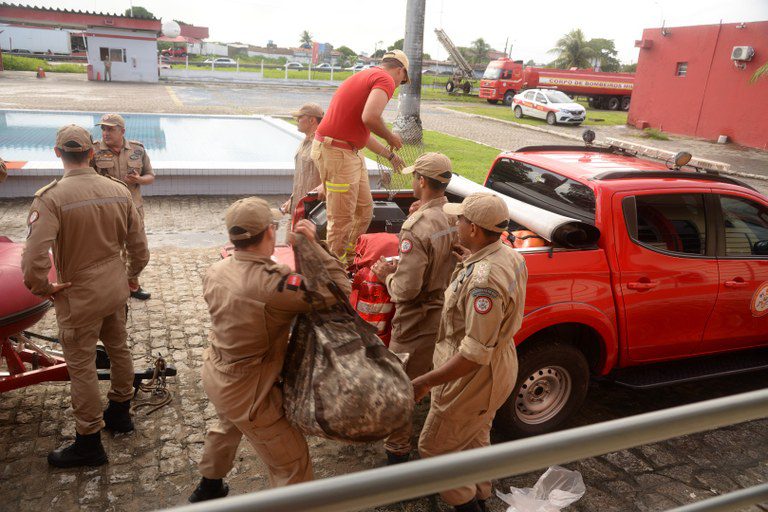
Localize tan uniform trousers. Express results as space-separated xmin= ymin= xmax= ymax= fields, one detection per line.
xmin=384 ymin=303 xmax=441 ymax=455
xmin=126 ymin=206 xmax=145 ymax=289
xmin=198 ymin=358 xmax=313 ymax=487
xmin=58 ymin=306 xmax=134 ymax=435
xmin=311 ymin=139 xmax=373 ymax=263
xmin=418 ymin=409 xmax=495 ymax=506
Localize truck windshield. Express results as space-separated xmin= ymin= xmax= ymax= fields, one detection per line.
xmin=483 ymin=67 xmax=502 ymax=80
xmin=486 ymin=158 xmax=596 ymax=223
xmin=544 ymin=91 xmax=574 ymax=103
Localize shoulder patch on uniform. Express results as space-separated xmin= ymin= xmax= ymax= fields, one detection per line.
xmin=399 ymin=238 xmax=413 ymax=254
xmin=471 ymin=287 xmax=500 ymax=299
xmin=34 ymin=180 xmax=57 ymax=197
xmin=104 ymin=174 xmax=129 ymax=188
xmin=401 ymin=209 xmax=424 ymax=231
xmin=472 ymin=261 xmax=491 ymax=285
xmin=473 ymin=295 xmax=494 ymax=315
xmin=278 ymin=273 xmax=306 ymax=292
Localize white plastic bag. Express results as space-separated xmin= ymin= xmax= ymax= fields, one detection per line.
xmin=496 ymin=466 xmax=586 ymax=512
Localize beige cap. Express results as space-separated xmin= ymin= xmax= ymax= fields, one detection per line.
xmin=55 ymin=125 xmax=94 ymax=152
xmin=96 ymin=113 xmax=126 ymax=129
xmin=225 ymin=197 xmax=282 ymax=241
xmin=382 ymin=49 xmax=410 ymax=83
xmin=401 ymin=152 xmax=452 ymax=184
xmin=291 ymin=103 xmax=324 ymax=119
xmin=443 ymin=193 xmax=509 ymax=233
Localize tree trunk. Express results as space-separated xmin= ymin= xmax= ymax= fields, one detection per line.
xmin=394 ymin=0 xmax=425 ymax=145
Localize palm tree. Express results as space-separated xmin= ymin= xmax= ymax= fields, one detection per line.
xmin=549 ymin=29 xmax=596 ymax=69
xmin=469 ymin=38 xmax=492 ymax=66
xmin=394 ymin=0 xmax=426 ymax=145
xmin=300 ymin=30 xmax=313 ymax=48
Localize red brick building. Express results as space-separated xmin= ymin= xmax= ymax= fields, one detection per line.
xmin=629 ymin=21 xmax=768 ymax=150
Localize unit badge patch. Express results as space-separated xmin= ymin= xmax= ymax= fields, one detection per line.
xmin=28 ymin=210 xmax=39 ymax=225
xmin=750 ymin=281 xmax=768 ymax=318
xmin=400 ymin=239 xmax=413 ymax=254
xmin=473 ymin=295 xmax=493 ymax=315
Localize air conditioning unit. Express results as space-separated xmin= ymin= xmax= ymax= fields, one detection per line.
xmin=731 ymin=46 xmax=755 ymax=61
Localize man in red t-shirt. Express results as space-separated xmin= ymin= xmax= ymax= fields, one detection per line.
xmin=311 ymin=50 xmax=409 ymax=263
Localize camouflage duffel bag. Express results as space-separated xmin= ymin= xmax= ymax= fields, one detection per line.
xmin=282 ymin=236 xmax=414 ymax=442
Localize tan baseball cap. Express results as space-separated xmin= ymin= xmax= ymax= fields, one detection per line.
xmin=55 ymin=125 xmax=94 ymax=152
xmin=401 ymin=152 xmax=452 ymax=184
xmin=382 ymin=49 xmax=410 ymax=83
xmin=96 ymin=113 xmax=126 ymax=129
xmin=291 ymin=103 xmax=324 ymax=119
xmin=225 ymin=197 xmax=282 ymax=241
xmin=443 ymin=193 xmax=509 ymax=232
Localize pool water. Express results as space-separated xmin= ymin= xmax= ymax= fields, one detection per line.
xmin=0 ymin=110 xmax=301 ymax=162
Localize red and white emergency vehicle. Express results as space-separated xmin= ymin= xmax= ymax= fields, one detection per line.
xmin=479 ymin=58 xmax=634 ymax=110
xmin=288 ymin=139 xmax=768 ymax=438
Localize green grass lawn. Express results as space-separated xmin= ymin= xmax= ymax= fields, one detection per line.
xmin=1 ymin=54 xmax=85 ymax=73
xmin=447 ymin=103 xmax=627 ymax=127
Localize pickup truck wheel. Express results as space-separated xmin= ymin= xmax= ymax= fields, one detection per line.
xmin=514 ymin=106 xmax=523 ymax=118
xmin=546 ymin=112 xmax=557 ymax=125
xmin=495 ymin=342 xmax=589 ymax=438
xmin=503 ymin=91 xmax=515 ymax=106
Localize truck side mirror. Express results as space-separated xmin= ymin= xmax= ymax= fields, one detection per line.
xmin=753 ymin=240 xmax=768 ymax=255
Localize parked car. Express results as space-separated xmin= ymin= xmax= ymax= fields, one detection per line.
xmin=315 ymin=63 xmax=337 ymax=70
xmin=512 ymin=89 xmax=586 ymax=125
xmin=285 ymin=62 xmax=303 ymax=69
xmin=282 ymin=138 xmax=768 ymax=438
xmin=345 ymin=63 xmax=372 ymax=72
xmin=203 ymin=58 xmax=237 ymax=67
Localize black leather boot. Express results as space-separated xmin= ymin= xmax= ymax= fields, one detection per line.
xmin=454 ymin=498 xmax=483 ymax=512
xmin=130 ymin=287 xmax=151 ymax=300
xmin=478 ymin=498 xmax=488 ymax=512
xmin=188 ymin=477 xmax=230 ymax=502
xmin=103 ymin=399 xmax=134 ymax=433
xmin=385 ymin=450 xmax=410 ymax=465
xmin=48 ymin=432 xmax=108 ymax=468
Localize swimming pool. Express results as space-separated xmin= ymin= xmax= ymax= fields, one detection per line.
xmin=0 ymin=109 xmax=378 ymax=198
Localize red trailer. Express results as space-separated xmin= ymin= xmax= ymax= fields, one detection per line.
xmin=479 ymin=58 xmax=634 ymax=110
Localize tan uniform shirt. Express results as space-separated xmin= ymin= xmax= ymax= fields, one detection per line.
xmin=202 ymin=245 xmax=351 ymax=406
xmin=21 ymin=167 xmax=149 ymax=328
xmin=289 ymin=137 xmax=321 ymax=215
xmin=385 ymin=196 xmax=456 ymax=334
xmin=431 ymin=239 xmax=528 ymax=418
xmin=0 ymin=158 xmax=6 ymax=183
xmin=92 ymin=139 xmax=154 ymax=208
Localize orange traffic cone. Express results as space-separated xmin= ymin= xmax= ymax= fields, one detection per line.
xmin=36 ymin=66 xmax=46 ymax=79
xmin=96 ymin=71 xmax=101 ymax=81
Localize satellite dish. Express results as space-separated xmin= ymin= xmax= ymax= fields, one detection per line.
xmin=162 ymin=20 xmax=181 ymax=39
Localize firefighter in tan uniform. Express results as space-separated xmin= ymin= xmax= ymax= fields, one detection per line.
xmin=189 ymin=198 xmax=351 ymax=503
xmin=91 ymin=113 xmax=154 ymax=300
xmin=21 ymin=125 xmax=149 ymax=468
xmin=413 ymin=193 xmax=528 ymax=512
xmin=281 ymin=103 xmax=324 ymax=218
xmin=371 ymin=152 xmax=456 ymax=464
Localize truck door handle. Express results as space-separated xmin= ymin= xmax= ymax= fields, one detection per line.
xmin=724 ymin=278 xmax=748 ymax=288
xmin=627 ymin=280 xmax=658 ymax=290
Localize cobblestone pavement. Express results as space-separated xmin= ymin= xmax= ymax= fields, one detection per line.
xmin=1 ymin=196 xmax=766 ymax=512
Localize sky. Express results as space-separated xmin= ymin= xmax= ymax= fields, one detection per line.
xmin=20 ymin=0 xmax=768 ymax=64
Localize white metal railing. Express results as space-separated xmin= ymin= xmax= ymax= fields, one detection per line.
xmin=165 ymin=388 xmax=768 ymax=512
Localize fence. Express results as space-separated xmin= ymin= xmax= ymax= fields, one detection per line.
xmin=165 ymin=388 xmax=768 ymax=512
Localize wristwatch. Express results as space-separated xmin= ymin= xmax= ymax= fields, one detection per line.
xmin=387 ymin=152 xmax=396 ymax=161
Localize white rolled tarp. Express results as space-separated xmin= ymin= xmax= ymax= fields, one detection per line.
xmin=446 ymin=174 xmax=601 ymax=249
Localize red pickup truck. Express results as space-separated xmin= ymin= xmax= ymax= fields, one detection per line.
xmin=289 ymin=142 xmax=768 ymax=437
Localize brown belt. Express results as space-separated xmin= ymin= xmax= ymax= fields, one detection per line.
xmin=315 ymin=133 xmax=358 ymax=152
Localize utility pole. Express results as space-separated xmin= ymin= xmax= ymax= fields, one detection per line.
xmin=394 ymin=0 xmax=425 ymax=145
